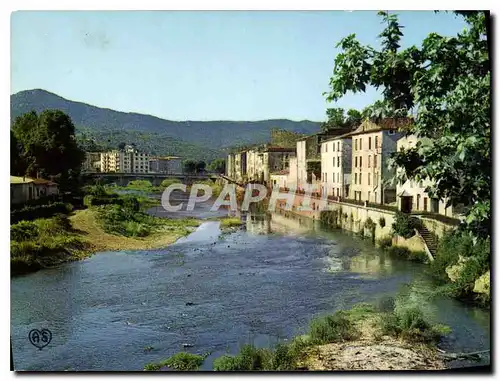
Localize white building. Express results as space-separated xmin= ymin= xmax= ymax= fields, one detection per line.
xmin=396 ymin=134 xmax=457 ymax=216
xmin=100 ymin=145 xmax=149 ymax=173
xmin=320 ymin=135 xmax=352 ymax=199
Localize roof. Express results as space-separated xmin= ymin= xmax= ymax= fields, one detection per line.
xmin=342 ymin=118 xmax=413 ymax=138
xmin=10 ymin=176 xmax=33 ymax=184
xmin=264 ymin=146 xmax=296 ymax=153
xmin=32 ymin=178 xmax=58 ymax=186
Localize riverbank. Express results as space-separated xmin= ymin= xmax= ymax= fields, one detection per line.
xmin=10 ymin=207 xmax=202 ymax=277
xmin=145 ymin=302 xmax=452 ymax=371
xmin=69 ymin=208 xmax=200 ymax=252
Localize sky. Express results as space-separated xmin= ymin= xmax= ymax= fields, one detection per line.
xmin=11 ymin=11 xmax=467 ymax=122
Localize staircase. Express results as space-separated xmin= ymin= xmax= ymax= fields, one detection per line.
xmin=410 ymin=216 xmax=438 ymax=261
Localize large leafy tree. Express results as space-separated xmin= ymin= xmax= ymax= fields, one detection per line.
xmin=321 ymin=107 xmax=363 ymax=132
xmin=12 ymin=110 xmax=85 ymax=191
xmin=325 ymin=11 xmax=490 ymax=239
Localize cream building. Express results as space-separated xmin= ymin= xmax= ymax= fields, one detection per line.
xmin=349 ymin=119 xmax=408 ymax=204
xmin=286 ymin=157 xmax=298 ymax=190
xmin=226 ymin=153 xmax=235 ymax=179
xmin=270 ymin=170 xmax=289 ymax=189
xmin=320 ymin=136 xmax=352 ymax=199
xmin=100 ymin=146 xmax=149 ymax=173
xmin=396 ymin=135 xmax=456 ymax=216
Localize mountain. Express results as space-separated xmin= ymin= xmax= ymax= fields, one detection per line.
xmin=11 ymin=89 xmax=322 ymax=161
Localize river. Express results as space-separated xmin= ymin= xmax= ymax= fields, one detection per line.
xmin=11 ymin=196 xmax=490 ymax=371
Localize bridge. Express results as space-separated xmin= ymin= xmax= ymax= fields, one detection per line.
xmin=82 ymin=172 xmax=220 ymax=186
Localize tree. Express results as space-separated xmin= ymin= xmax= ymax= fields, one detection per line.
xmin=12 ymin=110 xmax=85 ymax=191
xmin=208 ymin=158 xmax=226 ymax=174
xmin=118 ymin=142 xmax=126 ymax=150
xmin=195 ymin=161 xmax=206 ymax=173
xmin=10 ymin=130 xmax=25 ymax=175
xmin=321 ymin=107 xmax=362 ymax=132
xmin=183 ymin=160 xmax=197 ymax=174
xmin=324 ymin=11 xmax=490 ymax=239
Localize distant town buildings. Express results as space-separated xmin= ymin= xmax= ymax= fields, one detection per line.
xmin=83 ymin=145 xmax=186 ymax=174
xmin=149 ymin=156 xmax=182 ymax=174
xmin=224 ymin=117 xmax=458 ymax=219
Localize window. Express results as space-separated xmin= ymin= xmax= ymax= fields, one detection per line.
xmin=375 ymin=136 xmax=379 ymax=148
xmin=355 ymin=139 xmax=358 ymax=150
xmin=333 ymin=143 xmax=335 ymax=152
xmin=360 ymin=138 xmax=362 ymax=150
xmin=368 ymin=173 xmax=371 ymax=186
xmin=337 ymin=157 xmax=340 ymax=167
xmin=333 ymin=158 xmax=335 ymax=167
xmin=368 ymin=155 xmax=371 ymax=168
xmin=337 ymin=142 xmax=340 ymax=151
xmin=374 ymin=155 xmax=377 ymax=168
xmin=359 ymin=173 xmax=362 ymax=184
xmin=355 ymin=173 xmax=357 ymax=184
xmin=360 ymin=156 xmax=363 ymax=167
xmin=369 ymin=137 xmax=372 ymax=150
xmin=325 ymin=173 xmax=327 ymax=182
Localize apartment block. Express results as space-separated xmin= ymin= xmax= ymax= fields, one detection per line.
xmin=320 ymin=136 xmax=352 ymax=198
xmin=100 ymin=145 xmax=149 ymax=173
xmin=297 ymin=129 xmax=352 ymax=194
xmin=349 ymin=119 xmax=409 ymax=204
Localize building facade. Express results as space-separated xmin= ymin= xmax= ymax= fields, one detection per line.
xmin=396 ymin=135 xmax=456 ymax=216
xmin=100 ymin=146 xmax=149 ymax=173
xmin=149 ymin=156 xmax=182 ymax=174
xmin=321 ymin=136 xmax=352 ymax=199
xmin=349 ymin=119 xmax=407 ymax=204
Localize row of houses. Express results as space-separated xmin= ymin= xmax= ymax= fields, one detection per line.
xmin=83 ymin=145 xmax=182 ymax=174
xmin=227 ymin=118 xmax=459 ymax=217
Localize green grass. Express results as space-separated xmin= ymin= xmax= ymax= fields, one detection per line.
xmin=220 ymin=217 xmax=242 ymax=228
xmin=144 ymin=352 xmax=206 ymax=371
xmin=308 ymin=312 xmax=359 ymax=344
xmin=11 ymin=215 xmax=90 ymax=275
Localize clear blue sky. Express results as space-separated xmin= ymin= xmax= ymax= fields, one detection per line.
xmin=11 ymin=11 xmax=466 ymax=122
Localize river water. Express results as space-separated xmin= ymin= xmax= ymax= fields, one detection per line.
xmin=11 ymin=197 xmax=490 ymax=371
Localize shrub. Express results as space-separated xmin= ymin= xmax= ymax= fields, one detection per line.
xmin=429 ymin=231 xmax=490 ymax=299
xmin=164 ymin=352 xmax=205 ymax=371
xmin=10 ymin=202 xmax=72 ymax=223
xmin=378 ymin=236 xmax=393 ymax=249
xmin=379 ymin=217 xmax=386 ymax=228
xmin=309 ymin=312 xmax=358 ymax=345
xmin=213 ymin=345 xmax=273 ymax=371
xmin=160 ymin=178 xmax=182 ymax=189
xmin=380 ymin=302 xmax=449 ymax=344
xmin=391 ymin=212 xmax=419 ymax=239
xmin=11 ymin=221 xmax=39 ymax=241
